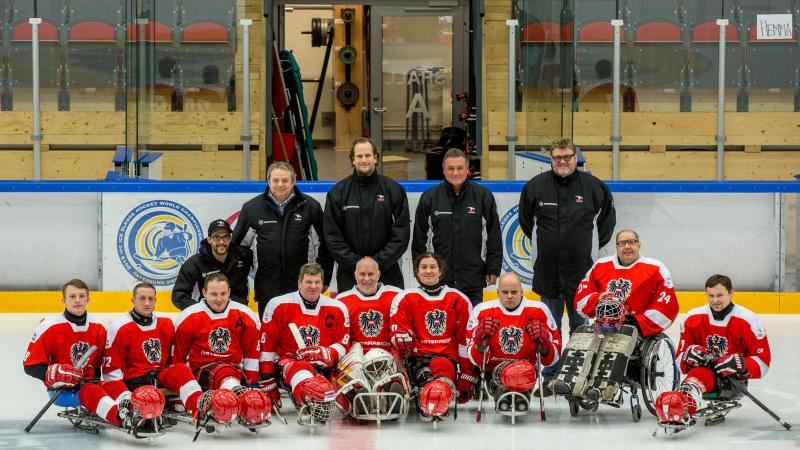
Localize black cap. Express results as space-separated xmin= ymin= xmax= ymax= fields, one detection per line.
xmin=207 ymin=219 xmax=232 ymax=236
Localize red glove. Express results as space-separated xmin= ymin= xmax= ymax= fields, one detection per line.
xmin=259 ymin=376 xmax=281 ymax=408
xmin=682 ymin=345 xmax=711 ymax=368
xmin=391 ymin=327 xmax=415 ymax=352
xmin=524 ymin=320 xmax=553 ymax=355
xmin=473 ymin=317 xmax=501 ymax=346
xmin=296 ymin=346 xmax=336 ymax=369
xmin=45 ymin=363 xmax=83 ymax=389
xmin=714 ymin=353 xmax=748 ymax=378
xmin=456 ymin=372 xmax=478 ymax=404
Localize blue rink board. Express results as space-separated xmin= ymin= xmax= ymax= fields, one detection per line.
xmin=0 ymin=180 xmax=798 ymax=193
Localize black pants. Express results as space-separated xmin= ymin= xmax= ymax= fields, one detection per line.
xmin=459 ymin=288 xmax=484 ymax=307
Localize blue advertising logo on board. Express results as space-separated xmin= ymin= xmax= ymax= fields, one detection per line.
xmin=117 ymin=200 xmax=203 ymax=286
xmin=499 ymin=205 xmax=534 ymax=285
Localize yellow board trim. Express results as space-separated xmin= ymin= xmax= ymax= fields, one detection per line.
xmin=1 ymin=291 xmax=797 ymax=314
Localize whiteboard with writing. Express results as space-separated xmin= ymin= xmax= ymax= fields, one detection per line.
xmin=756 ymin=14 xmax=793 ymax=40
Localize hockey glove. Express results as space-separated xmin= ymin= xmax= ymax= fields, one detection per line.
xmin=682 ymin=345 xmax=711 ymax=368
xmin=714 ymin=353 xmax=748 ymax=378
xmin=259 ymin=375 xmax=282 ymax=408
xmin=391 ymin=327 xmax=416 ymax=352
xmin=456 ymin=372 xmax=478 ymax=404
xmin=473 ymin=316 xmax=501 ymax=349
xmin=296 ymin=345 xmax=336 ymax=369
xmin=524 ymin=320 xmax=552 ymax=356
xmin=45 ymin=363 xmax=83 ymax=389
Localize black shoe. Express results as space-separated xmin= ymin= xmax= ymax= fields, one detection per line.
xmin=552 ymin=380 xmax=571 ymax=396
xmin=585 ymin=388 xmax=600 ymax=402
xmin=533 ymin=381 xmax=554 ymax=398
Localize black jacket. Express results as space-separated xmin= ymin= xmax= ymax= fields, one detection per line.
xmin=171 ymin=240 xmax=253 ymax=310
xmin=324 ymin=171 xmax=410 ymax=291
xmin=412 ymin=180 xmax=502 ymax=292
xmin=518 ymin=170 xmax=616 ymax=299
xmin=232 ymin=186 xmax=333 ymax=303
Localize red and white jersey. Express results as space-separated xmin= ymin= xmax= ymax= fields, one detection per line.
xmin=260 ymin=291 xmax=350 ymax=375
xmin=390 ymin=287 xmax=472 ymax=368
xmin=104 ymin=312 xmax=175 ymax=382
xmin=466 ymin=300 xmax=562 ymax=370
xmin=337 ymin=284 xmax=401 ymax=352
xmin=24 ymin=313 xmax=106 ymax=381
xmin=676 ymin=304 xmax=771 ymax=378
xmin=575 ymin=256 xmax=679 ymax=336
xmin=174 ymin=301 xmax=261 ymax=383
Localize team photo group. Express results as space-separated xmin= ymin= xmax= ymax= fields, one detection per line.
xmin=22 ymin=138 xmax=783 ymax=441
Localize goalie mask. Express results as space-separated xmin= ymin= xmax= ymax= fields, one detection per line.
xmin=594 ymin=294 xmax=624 ymax=333
xmin=362 ymin=348 xmax=397 ymax=383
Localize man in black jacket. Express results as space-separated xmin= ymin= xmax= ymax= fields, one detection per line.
xmin=412 ymin=148 xmax=502 ymax=305
xmin=324 ymin=137 xmax=410 ymax=292
xmin=518 ymin=138 xmax=616 ymax=394
xmin=171 ymin=219 xmax=253 ymax=310
xmin=232 ymin=161 xmax=333 ymax=318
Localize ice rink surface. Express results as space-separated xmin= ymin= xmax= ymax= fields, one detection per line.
xmin=2 ymin=313 xmax=798 ymax=449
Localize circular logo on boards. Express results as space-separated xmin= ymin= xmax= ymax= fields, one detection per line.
xmin=500 ymin=205 xmax=533 ymax=285
xmin=117 ymin=200 xmax=203 ymax=286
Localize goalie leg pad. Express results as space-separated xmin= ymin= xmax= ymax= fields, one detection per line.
xmin=553 ymin=325 xmax=597 ymax=396
xmin=587 ymin=325 xmax=638 ymax=401
xmin=500 ymin=361 xmax=537 ymax=392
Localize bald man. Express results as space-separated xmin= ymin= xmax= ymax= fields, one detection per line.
xmin=466 ymin=273 xmax=561 ymax=412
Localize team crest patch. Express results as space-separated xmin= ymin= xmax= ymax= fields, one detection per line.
xmin=500 ymin=205 xmax=533 ymax=285
xmin=359 ymin=310 xmax=384 ymax=337
xmin=142 ymin=338 xmax=162 ymax=363
xmin=606 ymin=278 xmax=632 ymax=300
xmin=70 ymin=341 xmax=90 ymax=366
xmin=116 ymin=200 xmax=203 ymax=286
xmin=499 ymin=326 xmax=524 ymax=354
xmin=299 ymin=325 xmax=321 ymax=346
xmin=424 ymin=310 xmax=447 ymax=336
xmin=706 ymin=334 xmax=729 ymax=358
xmin=208 ymin=327 xmax=232 ymax=353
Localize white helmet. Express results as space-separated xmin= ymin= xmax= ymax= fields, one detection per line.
xmin=362 ymin=348 xmax=397 ymax=382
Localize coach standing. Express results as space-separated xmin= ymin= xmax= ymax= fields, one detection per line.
xmin=412 ymin=148 xmax=501 ymax=306
xmin=324 ymin=137 xmax=410 ymax=292
xmin=233 ymin=161 xmax=333 ymax=318
xmin=518 ymin=137 xmax=616 ymax=395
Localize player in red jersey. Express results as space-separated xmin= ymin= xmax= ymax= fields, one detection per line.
xmin=259 ymin=263 xmax=348 ymax=426
xmin=655 ymin=274 xmax=772 ymax=430
xmin=24 ymin=279 xmax=163 ymax=435
xmin=174 ymin=273 xmax=270 ymax=428
xmin=390 ymin=252 xmax=475 ymax=421
xmin=467 ymin=273 xmax=561 ymax=413
xmin=334 ymin=257 xmax=410 ymax=418
xmin=104 ymin=283 xmax=201 ymax=421
xmin=575 ymin=229 xmax=679 ymax=337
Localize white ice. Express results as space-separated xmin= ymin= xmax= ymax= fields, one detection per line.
xmin=2 ymin=313 xmax=798 ymax=449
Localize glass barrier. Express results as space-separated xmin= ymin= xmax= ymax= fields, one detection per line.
xmin=515 ymin=0 xmax=800 ymax=118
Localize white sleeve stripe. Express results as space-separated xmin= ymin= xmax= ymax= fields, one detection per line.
xmin=751 ymin=356 xmax=769 ymax=377
xmin=260 ymin=351 xmax=276 ymax=362
xmin=331 ymin=344 xmax=346 ymax=359
xmin=104 ymin=369 xmax=123 ymax=382
xmin=458 ymin=344 xmax=469 ymax=358
xmin=180 ymin=380 xmax=202 ymax=404
xmin=242 ymin=358 xmax=259 ymax=371
xmin=95 ymin=396 xmax=116 ymax=420
xmin=575 ymin=295 xmax=591 ymax=315
xmin=644 ymin=309 xmax=673 ymax=331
